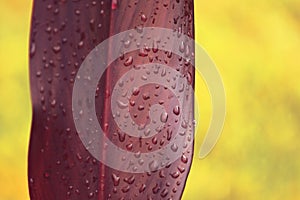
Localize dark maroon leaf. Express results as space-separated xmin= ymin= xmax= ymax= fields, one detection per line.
xmin=28 ymin=1 xmax=195 ymax=200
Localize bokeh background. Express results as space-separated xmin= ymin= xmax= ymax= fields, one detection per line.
xmin=0 ymin=0 xmax=300 ymax=199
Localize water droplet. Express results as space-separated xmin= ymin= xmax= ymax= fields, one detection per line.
xmin=144 ymin=128 xmax=151 ymax=136
xmin=187 ymin=71 xmax=192 ymax=84
xmin=141 ymin=13 xmax=147 ymax=22
xmin=161 ymin=68 xmax=166 ymax=77
xmin=124 ymin=175 xmax=135 ymax=184
xmin=44 ymin=172 xmax=50 ymax=179
xmin=139 ymin=184 xmax=146 ymax=193
xmin=121 ymin=185 xmax=130 ymax=193
xmin=181 ymin=154 xmax=188 ymax=163
xmin=75 ymin=9 xmax=80 ymax=15
xmin=117 ymin=100 xmax=128 ymax=109
xmin=149 ymin=160 xmax=159 ymax=171
xmin=135 ymin=25 xmax=143 ymax=33
xmin=36 ymin=71 xmax=42 ymax=77
xmin=159 ymin=170 xmax=166 ymax=178
xmin=126 ymin=143 xmax=133 ymax=151
xmin=179 ymin=41 xmax=185 ymax=53
xmin=138 ymin=105 xmax=144 ymax=111
xmin=29 ymin=178 xmax=34 ymax=184
xmin=167 ymin=129 xmax=172 ymax=140
xmin=129 ymin=100 xmax=135 ymax=106
xmin=124 ymin=56 xmax=133 ymax=66
xmin=170 ymin=171 xmax=180 ymax=179
xmin=45 ymin=25 xmax=52 ymax=33
xmin=160 ymin=188 xmax=169 ymax=197
xmin=141 ymin=75 xmax=148 ymax=80
xmin=139 ymin=48 xmax=148 ymax=57
xmin=152 ymin=137 xmax=157 ymax=144
xmin=78 ymin=41 xmax=84 ymax=48
xmin=30 ymin=42 xmax=36 ymax=58
xmin=177 ymin=166 xmax=185 ymax=173
xmin=111 ymin=0 xmax=118 ymax=10
xmin=124 ymin=40 xmax=131 ymax=48
xmin=47 ymin=4 xmax=52 ymax=10
xmin=181 ymin=120 xmax=188 ymax=129
xmin=134 ymin=151 xmax=141 ymax=158
xmin=184 ymin=45 xmax=190 ymax=57
xmin=51 ymin=99 xmax=56 ymax=107
xmin=172 ymin=187 xmax=177 ymax=193
xmin=52 ymin=45 xmax=61 ymax=53
xmin=160 ymin=112 xmax=168 ymax=123
xmin=173 ymin=106 xmax=180 ymax=115
xmin=118 ymin=132 xmax=125 ymax=142
xmin=192 ymin=120 xmax=197 ymax=126
xmin=88 ymin=18 xmax=95 ymax=29
xmin=142 ymin=92 xmax=150 ymax=100
xmin=132 ymin=87 xmax=140 ymax=96
xmin=167 ymin=51 xmax=172 ymax=58
xmin=111 ymin=173 xmax=120 ymax=186
xmin=152 ymin=183 xmax=160 ymax=194
xmin=88 ymin=192 xmax=94 ymax=198
xmin=53 ymin=8 xmax=59 ymax=15
xmin=171 ymin=143 xmax=178 ymax=152
xmin=152 ymin=41 xmax=158 ymax=53
xmin=76 ymin=153 xmax=82 ymax=160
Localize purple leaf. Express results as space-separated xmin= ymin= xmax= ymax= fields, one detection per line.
xmin=28 ymin=1 xmax=194 ymax=199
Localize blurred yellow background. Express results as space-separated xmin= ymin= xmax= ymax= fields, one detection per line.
xmin=0 ymin=0 xmax=300 ymax=199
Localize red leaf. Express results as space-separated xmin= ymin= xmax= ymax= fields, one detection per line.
xmin=28 ymin=1 xmax=194 ymax=199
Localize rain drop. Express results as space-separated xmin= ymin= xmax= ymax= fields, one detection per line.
xmin=159 ymin=170 xmax=166 ymax=178
xmin=177 ymin=166 xmax=185 ymax=173
xmin=181 ymin=154 xmax=188 ymax=163
xmin=160 ymin=112 xmax=168 ymax=123
xmin=111 ymin=173 xmax=120 ymax=186
xmin=142 ymin=92 xmax=150 ymax=100
xmin=117 ymin=100 xmax=128 ymax=109
xmin=121 ymin=185 xmax=130 ymax=193
xmin=160 ymin=188 xmax=169 ymax=198
xmin=152 ymin=184 xmax=160 ymax=194
xmin=149 ymin=160 xmax=159 ymax=171
xmin=124 ymin=40 xmax=131 ymax=48
xmin=173 ymin=106 xmax=180 ymax=115
xmin=118 ymin=132 xmax=125 ymax=142
xmin=124 ymin=175 xmax=135 ymax=184
xmin=111 ymin=0 xmax=118 ymax=10
xmin=171 ymin=143 xmax=178 ymax=152
xmin=44 ymin=172 xmax=50 ymax=179
xmin=141 ymin=13 xmax=147 ymax=22
xmin=52 ymin=45 xmax=61 ymax=53
xmin=30 ymin=42 xmax=36 ymax=58
xmin=78 ymin=41 xmax=84 ymax=48
xmin=75 ymin=9 xmax=80 ymax=15
xmin=124 ymin=56 xmax=133 ymax=66
xmin=132 ymin=87 xmax=140 ymax=96
xmin=170 ymin=171 xmax=180 ymax=179
xmin=126 ymin=143 xmax=133 ymax=151
xmin=139 ymin=184 xmax=146 ymax=193
xmin=179 ymin=41 xmax=185 ymax=53
xmin=139 ymin=48 xmax=148 ymax=57
xmin=36 ymin=71 xmax=42 ymax=77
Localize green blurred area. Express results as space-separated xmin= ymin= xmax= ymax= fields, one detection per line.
xmin=0 ymin=0 xmax=299 ymax=199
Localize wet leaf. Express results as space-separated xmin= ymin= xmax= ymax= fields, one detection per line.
xmin=28 ymin=0 xmax=194 ymax=199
